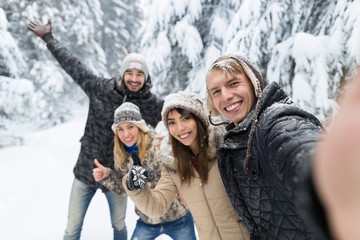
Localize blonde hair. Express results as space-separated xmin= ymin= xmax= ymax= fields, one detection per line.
xmin=113 ymin=127 xmax=150 ymax=170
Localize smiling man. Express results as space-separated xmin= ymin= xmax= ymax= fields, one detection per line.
xmin=120 ymin=53 xmax=148 ymax=93
xmin=206 ymin=53 xmax=326 ymax=239
xmin=28 ymin=19 xmax=163 ymax=240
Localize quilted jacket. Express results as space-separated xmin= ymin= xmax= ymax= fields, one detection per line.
xmin=217 ymin=81 xmax=324 ymax=239
xmin=42 ymin=33 xmax=163 ymax=188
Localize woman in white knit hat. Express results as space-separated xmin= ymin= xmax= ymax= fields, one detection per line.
xmin=123 ymin=92 xmax=250 ymax=240
xmin=92 ymin=102 xmax=196 ymax=240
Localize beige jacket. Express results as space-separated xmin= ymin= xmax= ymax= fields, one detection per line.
xmin=124 ymin=126 xmax=250 ymax=240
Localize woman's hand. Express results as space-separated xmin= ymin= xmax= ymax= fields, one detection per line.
xmin=92 ymin=159 xmax=109 ymax=182
xmin=126 ymin=151 xmax=154 ymax=191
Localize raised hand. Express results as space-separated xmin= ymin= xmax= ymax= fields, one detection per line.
xmin=93 ymin=159 xmax=109 ymax=182
xmin=126 ymin=151 xmax=154 ymax=191
xmin=27 ymin=19 xmax=52 ymax=38
xmin=154 ymin=135 xmax=165 ymax=147
xmin=314 ymin=70 xmax=360 ymax=240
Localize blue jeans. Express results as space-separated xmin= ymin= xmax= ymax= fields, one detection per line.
xmin=131 ymin=212 xmax=196 ymax=240
xmin=63 ymin=178 xmax=127 ymax=240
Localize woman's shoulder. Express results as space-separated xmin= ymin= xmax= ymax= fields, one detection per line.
xmin=156 ymin=134 xmax=178 ymax=172
xmin=209 ymin=124 xmax=226 ymax=148
xmin=143 ymin=126 xmax=174 ymax=169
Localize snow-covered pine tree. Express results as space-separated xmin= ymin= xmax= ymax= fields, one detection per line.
xmin=100 ymin=0 xmax=143 ymax=76
xmin=140 ymin=0 xmax=360 ymax=123
xmin=140 ymin=0 xmax=205 ymax=97
xmin=0 ymin=0 xmax=142 ymax=147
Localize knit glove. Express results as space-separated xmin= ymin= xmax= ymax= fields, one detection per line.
xmin=126 ymin=151 xmax=155 ymax=191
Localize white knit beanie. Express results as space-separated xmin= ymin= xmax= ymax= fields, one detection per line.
xmin=161 ymin=91 xmax=209 ymax=129
xmin=111 ymin=102 xmax=149 ymax=133
xmin=119 ymin=53 xmax=149 ymax=80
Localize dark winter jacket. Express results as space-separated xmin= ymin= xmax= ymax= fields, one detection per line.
xmin=42 ymin=33 xmax=163 ymax=188
xmin=217 ymin=81 xmax=324 ymax=239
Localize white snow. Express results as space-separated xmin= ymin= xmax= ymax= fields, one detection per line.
xmin=174 ymin=19 xmax=203 ymax=65
xmin=0 ymin=107 xmax=174 ymax=240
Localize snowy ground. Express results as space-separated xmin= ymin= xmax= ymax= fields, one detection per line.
xmin=0 ymin=107 xmax=173 ymax=240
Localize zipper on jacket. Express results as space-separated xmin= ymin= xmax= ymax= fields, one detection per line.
xmin=200 ymin=182 xmax=223 ymax=240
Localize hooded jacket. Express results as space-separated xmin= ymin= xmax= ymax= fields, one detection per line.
xmin=41 ymin=33 xmax=163 ymax=188
xmin=217 ymin=81 xmax=324 ymax=239
xmin=99 ymin=128 xmax=188 ymax=225
xmin=124 ymin=125 xmax=250 ymax=240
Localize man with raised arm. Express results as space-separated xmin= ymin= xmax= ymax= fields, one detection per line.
xmin=28 ymin=19 xmax=163 ymax=240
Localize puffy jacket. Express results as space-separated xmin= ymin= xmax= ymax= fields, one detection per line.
xmin=42 ymin=33 xmax=163 ymax=188
xmin=124 ymin=126 xmax=250 ymax=240
xmin=99 ymin=128 xmax=188 ymax=224
xmin=217 ymin=81 xmax=324 ymax=239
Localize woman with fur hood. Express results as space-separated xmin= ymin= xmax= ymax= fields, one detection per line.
xmin=92 ymin=102 xmax=196 ymax=240
xmin=123 ymin=92 xmax=250 ymax=240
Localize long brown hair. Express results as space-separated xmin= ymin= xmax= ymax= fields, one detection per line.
xmin=113 ymin=125 xmax=150 ymax=170
xmin=168 ymin=108 xmax=210 ymax=184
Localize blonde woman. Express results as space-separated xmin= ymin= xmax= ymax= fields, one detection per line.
xmin=93 ymin=102 xmax=196 ymax=240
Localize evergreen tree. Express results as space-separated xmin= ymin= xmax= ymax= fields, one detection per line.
xmin=100 ymin=0 xmax=143 ymax=76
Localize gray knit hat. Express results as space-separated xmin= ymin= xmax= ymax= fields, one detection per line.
xmin=161 ymin=91 xmax=209 ymax=129
xmin=206 ymin=53 xmax=264 ymax=117
xmin=119 ymin=53 xmax=149 ymax=80
xmin=111 ymin=102 xmax=149 ymax=133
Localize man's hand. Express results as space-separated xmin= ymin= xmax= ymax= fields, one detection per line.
xmin=314 ymin=70 xmax=360 ymax=240
xmin=92 ymin=159 xmax=109 ymax=182
xmin=28 ymin=19 xmax=52 ymax=38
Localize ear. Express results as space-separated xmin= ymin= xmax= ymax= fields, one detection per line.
xmin=206 ymin=93 xmax=219 ymax=116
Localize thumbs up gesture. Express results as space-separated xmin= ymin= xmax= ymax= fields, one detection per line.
xmin=126 ymin=151 xmax=154 ymax=191
xmin=93 ymin=159 xmax=109 ymax=182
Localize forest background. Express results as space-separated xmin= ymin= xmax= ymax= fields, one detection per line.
xmin=1 ymin=0 xmax=359 ymax=148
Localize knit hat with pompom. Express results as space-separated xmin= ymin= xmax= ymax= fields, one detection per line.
xmin=111 ymin=102 xmax=149 ymax=133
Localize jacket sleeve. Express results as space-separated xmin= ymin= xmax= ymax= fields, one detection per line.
xmin=122 ymin=168 xmax=179 ymax=218
xmin=42 ymin=33 xmax=104 ymax=95
xmin=100 ymin=169 xmax=127 ymax=196
xmin=260 ymin=105 xmax=322 ymax=191
xmin=261 ymin=105 xmax=331 ymax=239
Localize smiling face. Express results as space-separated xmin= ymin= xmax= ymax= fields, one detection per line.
xmin=123 ymin=69 xmax=146 ymax=92
xmin=206 ymin=69 xmax=256 ymax=125
xmin=167 ymin=109 xmax=199 ymax=155
xmin=116 ymin=122 xmax=139 ymax=147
